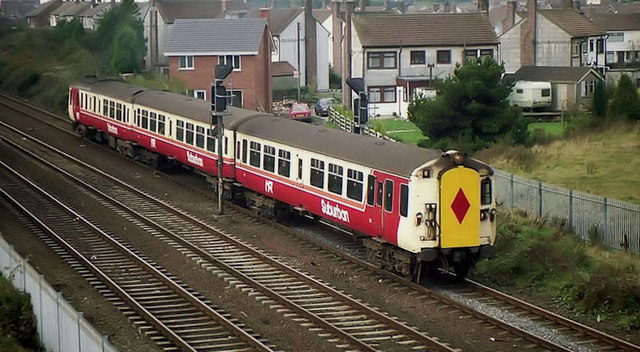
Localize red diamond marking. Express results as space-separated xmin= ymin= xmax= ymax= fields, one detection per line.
xmin=451 ymin=188 xmax=470 ymax=224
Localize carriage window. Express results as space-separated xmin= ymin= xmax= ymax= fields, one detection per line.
xmin=377 ymin=181 xmax=383 ymax=206
xmin=206 ymin=128 xmax=216 ymax=152
xmin=242 ymin=139 xmax=248 ymax=163
xmin=263 ymin=145 xmax=276 ymax=172
xmin=236 ymin=142 xmax=240 ymax=160
xmin=158 ymin=114 xmax=165 ymax=135
xmin=104 ymin=100 xmax=109 ymax=117
xmin=249 ymin=141 xmax=261 ymax=167
xmin=384 ymin=180 xmax=393 ymax=212
xmin=278 ymin=149 xmax=291 ymax=177
xmin=176 ymin=120 xmax=184 ymax=142
xmin=310 ymin=158 xmax=325 ymax=188
xmin=149 ymin=112 xmax=157 ymax=132
xmin=125 ymin=107 xmax=130 ymax=123
xmin=400 ymin=184 xmax=408 ymax=217
xmin=481 ymin=178 xmax=492 ymax=205
xmin=109 ymin=101 xmax=115 ymax=119
xmin=196 ymin=126 xmax=205 ymax=148
xmin=116 ymin=103 xmax=122 ymax=121
xmin=186 ymin=122 xmax=194 ymax=145
xmin=367 ymin=175 xmax=376 ymax=206
xmin=141 ymin=110 xmax=148 ymax=129
xmin=328 ymin=163 xmax=343 ymax=195
xmin=225 ymin=137 xmax=228 ymax=155
xmin=93 ymin=97 xmax=97 ymax=112
xmin=347 ymin=169 xmax=364 ymax=201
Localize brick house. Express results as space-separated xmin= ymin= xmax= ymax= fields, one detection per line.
xmin=164 ymin=18 xmax=272 ymax=112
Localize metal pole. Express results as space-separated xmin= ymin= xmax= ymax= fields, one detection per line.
xmin=297 ymin=22 xmax=301 ymax=101
xmin=216 ymin=81 xmax=224 ymax=215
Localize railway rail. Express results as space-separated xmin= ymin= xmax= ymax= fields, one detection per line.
xmin=1 ymin=94 xmax=638 ymax=351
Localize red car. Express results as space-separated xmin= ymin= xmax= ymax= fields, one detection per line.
xmin=289 ymin=102 xmax=312 ymax=122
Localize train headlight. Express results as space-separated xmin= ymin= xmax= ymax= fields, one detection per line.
xmin=453 ymin=152 xmax=465 ymax=165
xmin=416 ymin=212 xmax=423 ymax=226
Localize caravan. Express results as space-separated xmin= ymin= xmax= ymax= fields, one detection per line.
xmin=508 ymin=81 xmax=552 ymax=110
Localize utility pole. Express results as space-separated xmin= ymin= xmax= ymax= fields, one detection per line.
xmin=297 ymin=22 xmax=301 ymax=101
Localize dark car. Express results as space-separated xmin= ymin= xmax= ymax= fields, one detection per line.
xmin=314 ymin=98 xmax=334 ymax=117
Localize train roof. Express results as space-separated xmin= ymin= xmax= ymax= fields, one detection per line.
xmin=228 ymin=113 xmax=442 ymax=176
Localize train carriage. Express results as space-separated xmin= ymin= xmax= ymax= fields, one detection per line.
xmin=68 ymin=78 xmax=496 ymax=279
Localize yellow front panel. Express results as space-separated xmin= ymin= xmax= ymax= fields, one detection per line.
xmin=440 ymin=167 xmax=480 ymax=248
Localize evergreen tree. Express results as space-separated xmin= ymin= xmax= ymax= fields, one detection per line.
xmin=608 ymin=74 xmax=640 ymax=120
xmin=408 ymin=57 xmax=529 ymax=152
xmin=591 ymin=81 xmax=608 ymax=119
xmin=94 ymin=0 xmax=145 ymax=74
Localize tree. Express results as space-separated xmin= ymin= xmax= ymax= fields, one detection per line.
xmin=94 ymin=0 xmax=145 ymax=74
xmin=608 ymin=74 xmax=640 ymax=120
xmin=591 ymin=81 xmax=607 ymax=119
xmin=408 ymin=57 xmax=530 ymax=152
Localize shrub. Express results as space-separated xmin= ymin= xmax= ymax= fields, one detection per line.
xmin=0 ymin=274 xmax=42 ymax=351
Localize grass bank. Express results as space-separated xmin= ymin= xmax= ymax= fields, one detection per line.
xmin=473 ymin=209 xmax=640 ymax=332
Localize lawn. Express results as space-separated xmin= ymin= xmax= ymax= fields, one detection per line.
xmin=370 ymin=118 xmax=425 ymax=145
xmin=528 ymin=121 xmax=564 ymax=137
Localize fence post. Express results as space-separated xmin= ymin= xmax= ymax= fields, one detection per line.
xmin=603 ymin=197 xmax=608 ymax=243
xmin=538 ymin=182 xmax=543 ymax=218
xmin=510 ymin=174 xmax=514 ymax=209
xmin=569 ymin=190 xmax=573 ymax=231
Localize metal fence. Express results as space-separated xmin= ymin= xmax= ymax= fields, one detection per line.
xmin=495 ymin=170 xmax=640 ymax=255
xmin=0 ymin=234 xmax=117 ymax=352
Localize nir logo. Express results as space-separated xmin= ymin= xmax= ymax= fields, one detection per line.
xmin=107 ymin=123 xmax=118 ymax=135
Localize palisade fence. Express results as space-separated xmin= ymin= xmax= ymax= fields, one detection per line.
xmin=0 ymin=234 xmax=117 ymax=352
xmin=327 ymin=107 xmax=397 ymax=142
xmin=328 ymin=108 xmax=640 ymax=255
xmin=495 ymin=170 xmax=640 ymax=255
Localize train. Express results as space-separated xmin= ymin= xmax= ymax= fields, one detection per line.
xmin=68 ymin=78 xmax=496 ymax=279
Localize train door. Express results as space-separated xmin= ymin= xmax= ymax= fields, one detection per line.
xmin=69 ymin=87 xmax=79 ymax=121
xmin=439 ymin=167 xmax=480 ymax=248
xmin=381 ymin=179 xmax=396 ymax=242
xmin=366 ymin=174 xmax=381 ymax=234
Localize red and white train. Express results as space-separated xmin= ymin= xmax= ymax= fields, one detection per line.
xmin=68 ymin=78 xmax=496 ymax=279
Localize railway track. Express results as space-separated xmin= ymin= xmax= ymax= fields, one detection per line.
xmin=1 ymin=94 xmax=639 ymax=351
xmin=0 ymin=163 xmax=274 ymax=352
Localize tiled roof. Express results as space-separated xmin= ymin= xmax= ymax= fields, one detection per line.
xmin=513 ymin=66 xmax=603 ymax=83
xmin=80 ymin=3 xmax=112 ymax=18
xmin=25 ymin=0 xmax=59 ymax=18
xmin=244 ymin=7 xmax=303 ymax=35
xmin=164 ymin=18 xmax=267 ymax=55
xmin=591 ymin=13 xmax=640 ymax=31
xmin=352 ymin=13 xmax=498 ymax=47
xmin=539 ymin=9 xmax=605 ymax=37
xmin=312 ymin=8 xmax=331 ymax=23
xmin=50 ymin=2 xmax=74 ymax=16
xmin=272 ymin=61 xmax=295 ymax=76
xmin=155 ymin=0 xmax=222 ymax=22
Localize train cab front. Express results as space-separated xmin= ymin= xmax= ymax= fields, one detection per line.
xmin=416 ymin=151 xmax=496 ymax=277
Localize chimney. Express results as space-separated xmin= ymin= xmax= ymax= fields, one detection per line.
xmin=521 ymin=0 xmax=537 ymax=66
xmin=260 ymin=7 xmax=270 ymax=20
xmin=358 ymin=0 xmax=366 ymax=11
xmin=305 ymin=0 xmax=317 ymax=91
xmin=342 ymin=0 xmax=355 ymax=110
xmin=331 ymin=0 xmax=343 ymax=75
xmin=221 ymin=0 xmax=228 ymax=14
xmin=477 ymin=0 xmax=488 ymax=13
xmin=396 ymin=0 xmax=405 ymax=13
xmin=504 ymin=1 xmax=515 ymax=32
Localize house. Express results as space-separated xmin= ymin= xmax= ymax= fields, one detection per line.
xmin=78 ymin=2 xmax=112 ymax=32
xmin=0 ymin=0 xmax=40 ymax=21
xmin=25 ymin=0 xmax=60 ymax=28
xmin=511 ymin=66 xmax=604 ymax=110
xmin=49 ymin=1 xmax=91 ymax=27
xmin=243 ymin=7 xmax=330 ymax=91
xmin=351 ymin=12 xmax=499 ymax=118
xmin=164 ymin=18 xmax=272 ymax=112
xmin=590 ymin=13 xmax=640 ymax=87
xmin=499 ymin=0 xmax=607 ymax=73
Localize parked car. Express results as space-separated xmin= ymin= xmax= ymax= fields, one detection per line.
xmin=289 ymin=102 xmax=312 ymax=122
xmin=314 ymin=98 xmax=334 ymax=117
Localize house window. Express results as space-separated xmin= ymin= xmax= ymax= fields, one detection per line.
xmin=596 ymin=39 xmax=604 ymax=54
xmin=367 ymin=52 xmax=397 ymax=69
xmin=194 ymin=90 xmax=206 ymax=100
xmin=179 ymin=56 xmax=194 ymax=69
xmin=589 ymin=39 xmax=594 ymax=52
xmin=229 ymin=90 xmax=243 ymax=108
xmin=436 ymin=50 xmax=451 ymax=64
xmin=572 ymin=41 xmax=580 ymax=58
xmin=465 ymin=49 xmax=478 ymax=62
xmin=480 ymin=49 xmax=494 ymax=59
xmin=219 ymin=55 xmax=241 ymax=70
xmin=582 ymin=41 xmax=587 ymax=54
xmin=410 ymin=50 xmax=425 ymax=65
xmin=368 ymin=86 xmax=396 ymax=103
xmin=582 ymin=80 xmax=595 ymax=97
xmin=609 ymin=33 xmax=623 ymax=42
